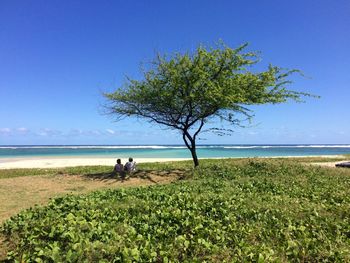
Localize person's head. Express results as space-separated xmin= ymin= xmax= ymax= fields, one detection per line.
xmin=129 ymin=157 xmax=133 ymax=162
xmin=117 ymin=159 xmax=121 ymax=164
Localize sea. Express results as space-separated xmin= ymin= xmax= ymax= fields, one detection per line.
xmin=0 ymin=145 xmax=349 ymax=159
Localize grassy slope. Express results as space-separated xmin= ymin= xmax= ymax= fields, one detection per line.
xmin=0 ymin=166 xmax=112 ymax=179
xmin=1 ymin=158 xmax=350 ymax=261
xmin=0 ymin=155 xmax=348 ymax=180
xmin=0 ymin=156 xmax=348 ymax=180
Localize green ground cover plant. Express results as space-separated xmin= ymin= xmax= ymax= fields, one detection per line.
xmin=0 ymin=166 xmax=111 ymax=180
xmin=1 ymin=159 xmax=350 ymax=261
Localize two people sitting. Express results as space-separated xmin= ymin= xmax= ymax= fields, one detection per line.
xmin=114 ymin=157 xmax=136 ymax=178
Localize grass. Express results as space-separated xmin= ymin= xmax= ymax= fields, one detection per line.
xmin=287 ymin=155 xmax=348 ymax=163
xmin=0 ymin=166 xmax=112 ymax=179
xmin=1 ymin=155 xmax=348 ymax=180
xmin=0 ymin=161 xmax=194 ymax=180
xmin=1 ymin=158 xmax=350 ymax=261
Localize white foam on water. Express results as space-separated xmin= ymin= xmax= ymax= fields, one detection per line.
xmin=1 ymin=145 xmax=350 ymax=149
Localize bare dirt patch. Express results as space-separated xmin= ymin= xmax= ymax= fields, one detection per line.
xmin=0 ymin=170 xmax=182 ymax=224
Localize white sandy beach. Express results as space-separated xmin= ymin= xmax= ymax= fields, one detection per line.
xmin=0 ymin=157 xmax=192 ymax=169
xmin=0 ymin=155 xmax=346 ymax=169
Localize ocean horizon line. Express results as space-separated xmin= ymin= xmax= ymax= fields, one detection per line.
xmin=1 ymin=143 xmax=350 ymax=148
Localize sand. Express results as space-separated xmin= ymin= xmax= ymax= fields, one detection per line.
xmin=0 ymin=155 xmax=347 ymax=169
xmin=0 ymin=157 xmax=192 ymax=169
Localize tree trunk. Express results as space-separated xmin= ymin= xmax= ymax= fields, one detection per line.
xmin=182 ymin=131 xmax=199 ymax=167
xmin=189 ymin=146 xmax=199 ymax=167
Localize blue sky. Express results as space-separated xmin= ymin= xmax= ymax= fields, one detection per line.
xmin=0 ymin=0 xmax=349 ymax=145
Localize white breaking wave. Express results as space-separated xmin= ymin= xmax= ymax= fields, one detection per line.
xmin=223 ymin=146 xmax=264 ymax=149
xmin=0 ymin=145 xmax=186 ymax=149
xmin=0 ymin=145 xmax=350 ymax=149
xmin=294 ymin=145 xmax=350 ymax=148
xmin=222 ymin=145 xmax=350 ymax=149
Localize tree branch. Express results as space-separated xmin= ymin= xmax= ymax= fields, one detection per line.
xmin=193 ymin=119 xmax=205 ymax=140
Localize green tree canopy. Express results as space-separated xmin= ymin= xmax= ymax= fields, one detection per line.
xmin=104 ymin=43 xmax=313 ymax=166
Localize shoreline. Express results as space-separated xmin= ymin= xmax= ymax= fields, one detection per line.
xmin=0 ymin=155 xmax=346 ymax=169
xmin=0 ymin=157 xmax=192 ymax=169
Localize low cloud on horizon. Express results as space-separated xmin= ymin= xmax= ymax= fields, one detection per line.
xmin=0 ymin=126 xmax=349 ymax=145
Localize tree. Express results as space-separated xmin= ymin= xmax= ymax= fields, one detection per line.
xmin=104 ymin=42 xmax=313 ymax=167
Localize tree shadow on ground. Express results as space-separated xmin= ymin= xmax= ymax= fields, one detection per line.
xmin=81 ymin=171 xmax=116 ymax=182
xmin=80 ymin=169 xmax=188 ymax=183
xmin=132 ymin=169 xmax=188 ymax=183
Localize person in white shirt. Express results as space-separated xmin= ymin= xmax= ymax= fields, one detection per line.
xmin=124 ymin=157 xmax=136 ymax=173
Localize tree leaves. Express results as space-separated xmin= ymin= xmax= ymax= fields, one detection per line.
xmin=104 ymin=42 xmax=315 ymax=166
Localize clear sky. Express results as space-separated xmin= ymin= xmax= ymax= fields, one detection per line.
xmin=0 ymin=0 xmax=349 ymax=145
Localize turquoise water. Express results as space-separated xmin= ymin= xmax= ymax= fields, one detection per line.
xmin=0 ymin=145 xmax=350 ymax=158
